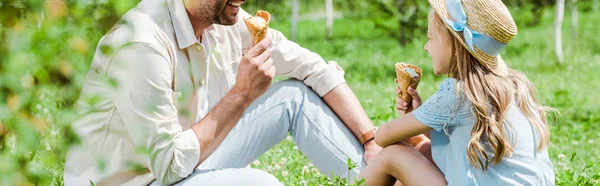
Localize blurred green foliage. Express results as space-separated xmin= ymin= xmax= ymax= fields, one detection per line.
xmin=1 ymin=0 xmax=598 ymax=185
xmin=0 ymin=0 xmax=137 ymax=185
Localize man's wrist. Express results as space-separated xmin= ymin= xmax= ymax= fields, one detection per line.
xmin=358 ymin=128 xmax=376 ymax=146
xmin=230 ymin=86 xmax=254 ymax=104
xmin=363 ymin=138 xmax=377 ymax=148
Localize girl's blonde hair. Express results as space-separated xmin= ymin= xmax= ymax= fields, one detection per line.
xmin=432 ymin=11 xmax=555 ymax=170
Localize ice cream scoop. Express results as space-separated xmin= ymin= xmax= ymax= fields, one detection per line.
xmin=244 ymin=10 xmax=270 ymax=45
xmin=403 ymin=68 xmax=419 ymax=78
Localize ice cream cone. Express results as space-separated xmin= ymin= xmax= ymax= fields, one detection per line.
xmin=244 ymin=10 xmax=270 ymax=45
xmin=395 ymin=63 xmax=422 ymax=109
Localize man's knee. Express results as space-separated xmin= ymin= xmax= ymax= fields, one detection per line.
xmin=270 ymin=79 xmax=316 ymax=101
xmin=275 ymin=79 xmax=310 ymax=92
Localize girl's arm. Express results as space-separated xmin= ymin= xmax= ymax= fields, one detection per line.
xmin=375 ymin=113 xmax=432 ymax=147
xmin=375 ymin=86 xmax=432 ymax=147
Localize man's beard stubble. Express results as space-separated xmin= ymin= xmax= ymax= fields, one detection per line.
xmin=198 ymin=0 xmax=237 ymax=26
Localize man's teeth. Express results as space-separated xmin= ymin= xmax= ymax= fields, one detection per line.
xmin=227 ymin=1 xmax=243 ymax=6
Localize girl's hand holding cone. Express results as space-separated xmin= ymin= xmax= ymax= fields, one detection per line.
xmin=394 ymin=62 xmax=422 ymax=113
xmin=395 ymin=80 xmax=422 ymax=115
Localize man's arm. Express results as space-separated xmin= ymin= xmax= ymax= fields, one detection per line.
xmin=236 ymin=9 xmax=381 ymax=162
xmin=190 ymin=89 xmax=251 ymax=163
xmin=322 ymin=83 xmax=381 ymax=163
xmin=322 ymin=83 xmax=374 ymax=139
xmin=192 ymin=38 xmax=275 ymax=164
xmin=108 ymin=38 xmax=273 ymax=185
xmin=109 ymin=43 xmax=201 ymax=185
xmin=192 ymin=39 xmax=275 ymax=165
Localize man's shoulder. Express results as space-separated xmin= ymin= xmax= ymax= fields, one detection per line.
xmin=89 ymin=0 xmax=175 ymax=74
xmin=100 ymin=0 xmax=175 ymax=52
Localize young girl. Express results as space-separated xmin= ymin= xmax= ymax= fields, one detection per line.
xmin=359 ymin=0 xmax=555 ymax=185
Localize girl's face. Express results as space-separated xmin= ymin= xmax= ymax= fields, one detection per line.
xmin=424 ymin=10 xmax=454 ymax=76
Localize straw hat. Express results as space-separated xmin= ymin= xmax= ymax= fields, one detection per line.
xmin=429 ymin=0 xmax=517 ymax=77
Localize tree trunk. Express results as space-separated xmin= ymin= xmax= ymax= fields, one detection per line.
xmin=554 ymin=0 xmax=565 ymax=64
xmin=325 ymin=0 xmax=333 ymax=40
xmin=291 ymin=0 xmax=299 ymax=41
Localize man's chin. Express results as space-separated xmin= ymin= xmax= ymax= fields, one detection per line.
xmin=215 ymin=15 xmax=238 ymax=26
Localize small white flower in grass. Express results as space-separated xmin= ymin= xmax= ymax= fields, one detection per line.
xmin=558 ymin=154 xmax=566 ymax=162
xmin=300 ymin=180 xmax=308 ymax=185
xmin=279 ymin=157 xmax=288 ymax=165
xmin=43 ymin=108 xmax=49 ymax=114
xmin=308 ymin=163 xmax=314 ymax=167
xmin=36 ymin=104 xmax=42 ymax=110
xmin=44 ymin=141 xmax=51 ymax=151
xmin=286 ymin=135 xmax=293 ymax=141
xmin=293 ymin=146 xmax=298 ymax=150
xmin=588 ymin=139 xmax=595 ymax=144
xmin=273 ymin=164 xmax=280 ymax=171
xmin=50 ymin=129 xmax=59 ymax=137
xmin=312 ymin=167 xmax=319 ymax=174
xmin=592 ymin=180 xmax=598 ymax=185
xmin=327 ymin=181 xmax=333 ymax=185
xmin=252 ymin=160 xmax=260 ymax=166
xmin=281 ymin=171 xmax=288 ymax=177
xmin=302 ymin=165 xmax=309 ymax=174
xmin=558 ymin=162 xmax=568 ymax=170
xmin=572 ymin=140 xmax=580 ymax=145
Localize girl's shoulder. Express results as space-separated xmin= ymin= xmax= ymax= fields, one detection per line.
xmin=438 ymin=78 xmax=458 ymax=91
xmin=412 ymin=78 xmax=466 ymax=130
xmin=431 ymin=78 xmax=460 ymax=100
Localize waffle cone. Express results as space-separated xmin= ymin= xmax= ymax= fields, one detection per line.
xmin=395 ymin=63 xmax=422 ymax=109
xmin=244 ymin=10 xmax=270 ymax=45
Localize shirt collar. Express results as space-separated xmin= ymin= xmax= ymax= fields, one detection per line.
xmin=167 ymin=0 xmax=220 ymax=49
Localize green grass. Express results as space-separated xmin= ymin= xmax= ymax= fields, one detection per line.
xmin=10 ymin=5 xmax=596 ymax=186
xmin=252 ymin=8 xmax=600 ymax=185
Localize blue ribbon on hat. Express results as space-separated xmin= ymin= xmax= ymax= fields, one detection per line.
xmin=443 ymin=0 xmax=506 ymax=56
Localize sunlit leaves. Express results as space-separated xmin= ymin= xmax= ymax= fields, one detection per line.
xmin=0 ymin=0 xmax=141 ymax=184
xmin=44 ymin=0 xmax=67 ymax=19
xmin=69 ymin=36 xmax=89 ymax=54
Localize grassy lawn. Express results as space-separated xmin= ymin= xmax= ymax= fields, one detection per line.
xmin=250 ymin=8 xmax=600 ymax=185
xmin=14 ymin=5 xmax=597 ymax=186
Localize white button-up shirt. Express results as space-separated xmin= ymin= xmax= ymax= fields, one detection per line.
xmin=64 ymin=0 xmax=346 ymax=185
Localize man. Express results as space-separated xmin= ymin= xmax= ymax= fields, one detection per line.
xmin=64 ymin=0 xmax=381 ymax=185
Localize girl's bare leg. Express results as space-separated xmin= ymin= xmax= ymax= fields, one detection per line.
xmin=358 ymin=142 xmax=446 ymax=186
xmin=358 ymin=148 xmax=397 ymax=185
xmin=414 ymin=138 xmax=433 ymax=163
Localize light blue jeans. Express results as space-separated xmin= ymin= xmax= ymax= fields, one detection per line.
xmin=151 ymin=79 xmax=365 ymax=185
